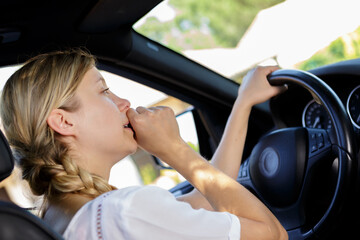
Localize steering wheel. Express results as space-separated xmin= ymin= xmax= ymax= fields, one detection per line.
xmin=238 ymin=69 xmax=357 ymax=239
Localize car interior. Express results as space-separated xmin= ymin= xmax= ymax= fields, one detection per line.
xmin=0 ymin=130 xmax=63 ymax=239
xmin=1 ymin=0 xmax=360 ymax=239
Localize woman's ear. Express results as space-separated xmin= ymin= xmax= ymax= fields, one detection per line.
xmin=47 ymin=109 xmax=75 ymax=136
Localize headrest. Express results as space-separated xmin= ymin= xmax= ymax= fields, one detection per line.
xmin=0 ymin=130 xmax=14 ymax=182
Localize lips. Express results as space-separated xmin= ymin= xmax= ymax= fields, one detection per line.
xmin=124 ymin=122 xmax=134 ymax=132
xmin=125 ymin=123 xmax=136 ymax=138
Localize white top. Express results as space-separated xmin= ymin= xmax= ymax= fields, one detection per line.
xmin=63 ymin=186 xmax=241 ymax=240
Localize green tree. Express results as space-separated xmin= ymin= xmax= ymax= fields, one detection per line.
xmin=298 ymin=26 xmax=360 ymax=71
xmin=139 ymin=163 xmax=158 ymax=185
xmin=135 ymin=0 xmax=283 ymax=52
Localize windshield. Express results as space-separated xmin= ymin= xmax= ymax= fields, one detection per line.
xmin=134 ymin=0 xmax=360 ymax=83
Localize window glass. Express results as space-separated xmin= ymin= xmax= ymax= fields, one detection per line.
xmin=134 ymin=0 xmax=360 ymax=82
xmin=0 ymin=66 xmax=197 ymax=207
xmin=177 ymin=110 xmax=199 ymax=153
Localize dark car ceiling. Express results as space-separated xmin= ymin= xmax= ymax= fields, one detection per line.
xmin=0 ymin=0 xmax=160 ymax=63
xmin=79 ymin=0 xmax=162 ymax=33
xmin=0 ymin=0 xmax=239 ymax=108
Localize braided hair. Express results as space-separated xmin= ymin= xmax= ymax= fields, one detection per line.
xmin=0 ymin=49 xmax=115 ymax=204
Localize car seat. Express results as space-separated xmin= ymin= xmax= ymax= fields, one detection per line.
xmin=0 ymin=129 xmax=63 ymax=240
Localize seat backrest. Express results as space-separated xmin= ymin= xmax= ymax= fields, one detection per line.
xmin=0 ymin=128 xmax=14 ymax=182
xmin=0 ymin=129 xmax=63 ymax=240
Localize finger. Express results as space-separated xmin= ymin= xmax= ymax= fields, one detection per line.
xmin=126 ymin=108 xmax=139 ymax=120
xmin=136 ymin=106 xmax=149 ymax=114
xmin=263 ymin=65 xmax=280 ymax=75
xmin=148 ymin=106 xmax=168 ymax=112
xmin=272 ymin=84 xmax=288 ymax=95
xmin=148 ymin=106 xmax=161 ymax=111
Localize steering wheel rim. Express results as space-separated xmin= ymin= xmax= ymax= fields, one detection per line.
xmin=244 ymin=69 xmax=357 ymax=239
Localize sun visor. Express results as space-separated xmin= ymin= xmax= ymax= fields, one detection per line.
xmin=79 ymin=0 xmax=162 ymax=33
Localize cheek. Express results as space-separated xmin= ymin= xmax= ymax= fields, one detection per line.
xmin=79 ymin=102 xmax=121 ymax=136
xmin=89 ymin=99 xmax=120 ymax=122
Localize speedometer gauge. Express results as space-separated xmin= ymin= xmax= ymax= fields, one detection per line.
xmin=302 ymin=100 xmax=332 ymax=130
xmin=347 ymin=85 xmax=360 ymax=129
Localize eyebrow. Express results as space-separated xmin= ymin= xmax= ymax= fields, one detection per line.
xmin=97 ymin=76 xmax=104 ymax=82
xmin=96 ymin=77 xmax=109 ymax=89
xmin=96 ymin=77 xmax=106 ymax=84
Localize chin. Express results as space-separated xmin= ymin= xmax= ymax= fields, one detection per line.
xmin=115 ymin=135 xmax=138 ymax=156
xmin=128 ymin=141 xmax=138 ymax=155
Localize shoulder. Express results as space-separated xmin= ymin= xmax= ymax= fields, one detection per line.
xmin=101 ymin=185 xmax=177 ymax=217
xmin=110 ymin=185 xmax=171 ymax=199
xmin=94 ymin=185 xmax=173 ymax=208
xmin=64 ymin=186 xmax=241 ymax=240
xmin=63 ymin=186 xmax=170 ymax=238
xmin=67 ymin=185 xmax=169 ymax=216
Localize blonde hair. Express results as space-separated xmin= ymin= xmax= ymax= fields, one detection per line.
xmin=0 ymin=49 xmax=114 ymax=203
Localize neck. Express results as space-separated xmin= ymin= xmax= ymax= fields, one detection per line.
xmin=68 ymin=143 xmax=114 ymax=181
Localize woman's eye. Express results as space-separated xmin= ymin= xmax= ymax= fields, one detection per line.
xmin=103 ymin=88 xmax=110 ymax=94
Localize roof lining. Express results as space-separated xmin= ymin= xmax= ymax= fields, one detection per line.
xmin=79 ymin=0 xmax=162 ymax=33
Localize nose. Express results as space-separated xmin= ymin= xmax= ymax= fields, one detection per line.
xmin=112 ymin=94 xmax=130 ymax=112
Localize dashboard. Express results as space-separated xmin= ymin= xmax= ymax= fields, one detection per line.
xmin=270 ymin=58 xmax=360 ymax=134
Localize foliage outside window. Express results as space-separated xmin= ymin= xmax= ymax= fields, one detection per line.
xmin=136 ymin=0 xmax=283 ymax=52
xmin=298 ymin=26 xmax=360 ymax=71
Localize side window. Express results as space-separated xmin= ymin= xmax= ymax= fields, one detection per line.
xmin=177 ymin=110 xmax=199 ymax=153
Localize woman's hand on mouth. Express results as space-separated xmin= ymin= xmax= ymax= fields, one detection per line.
xmin=126 ymin=106 xmax=185 ymax=159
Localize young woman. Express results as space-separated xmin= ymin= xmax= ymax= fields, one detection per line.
xmin=0 ymin=49 xmax=288 ymax=240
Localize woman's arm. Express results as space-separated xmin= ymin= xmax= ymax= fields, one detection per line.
xmin=175 ymin=101 xmax=252 ymax=211
xmin=127 ymin=66 xmax=288 ymax=240
xmin=127 ymin=107 xmax=287 ymax=239
xmin=158 ymin=140 xmax=287 ymax=240
xmin=177 ymin=66 xmax=287 ymax=210
xmin=212 ymin=66 xmax=287 ymax=178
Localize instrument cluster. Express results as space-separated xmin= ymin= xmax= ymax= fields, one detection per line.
xmin=302 ymin=85 xmax=360 ymax=130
